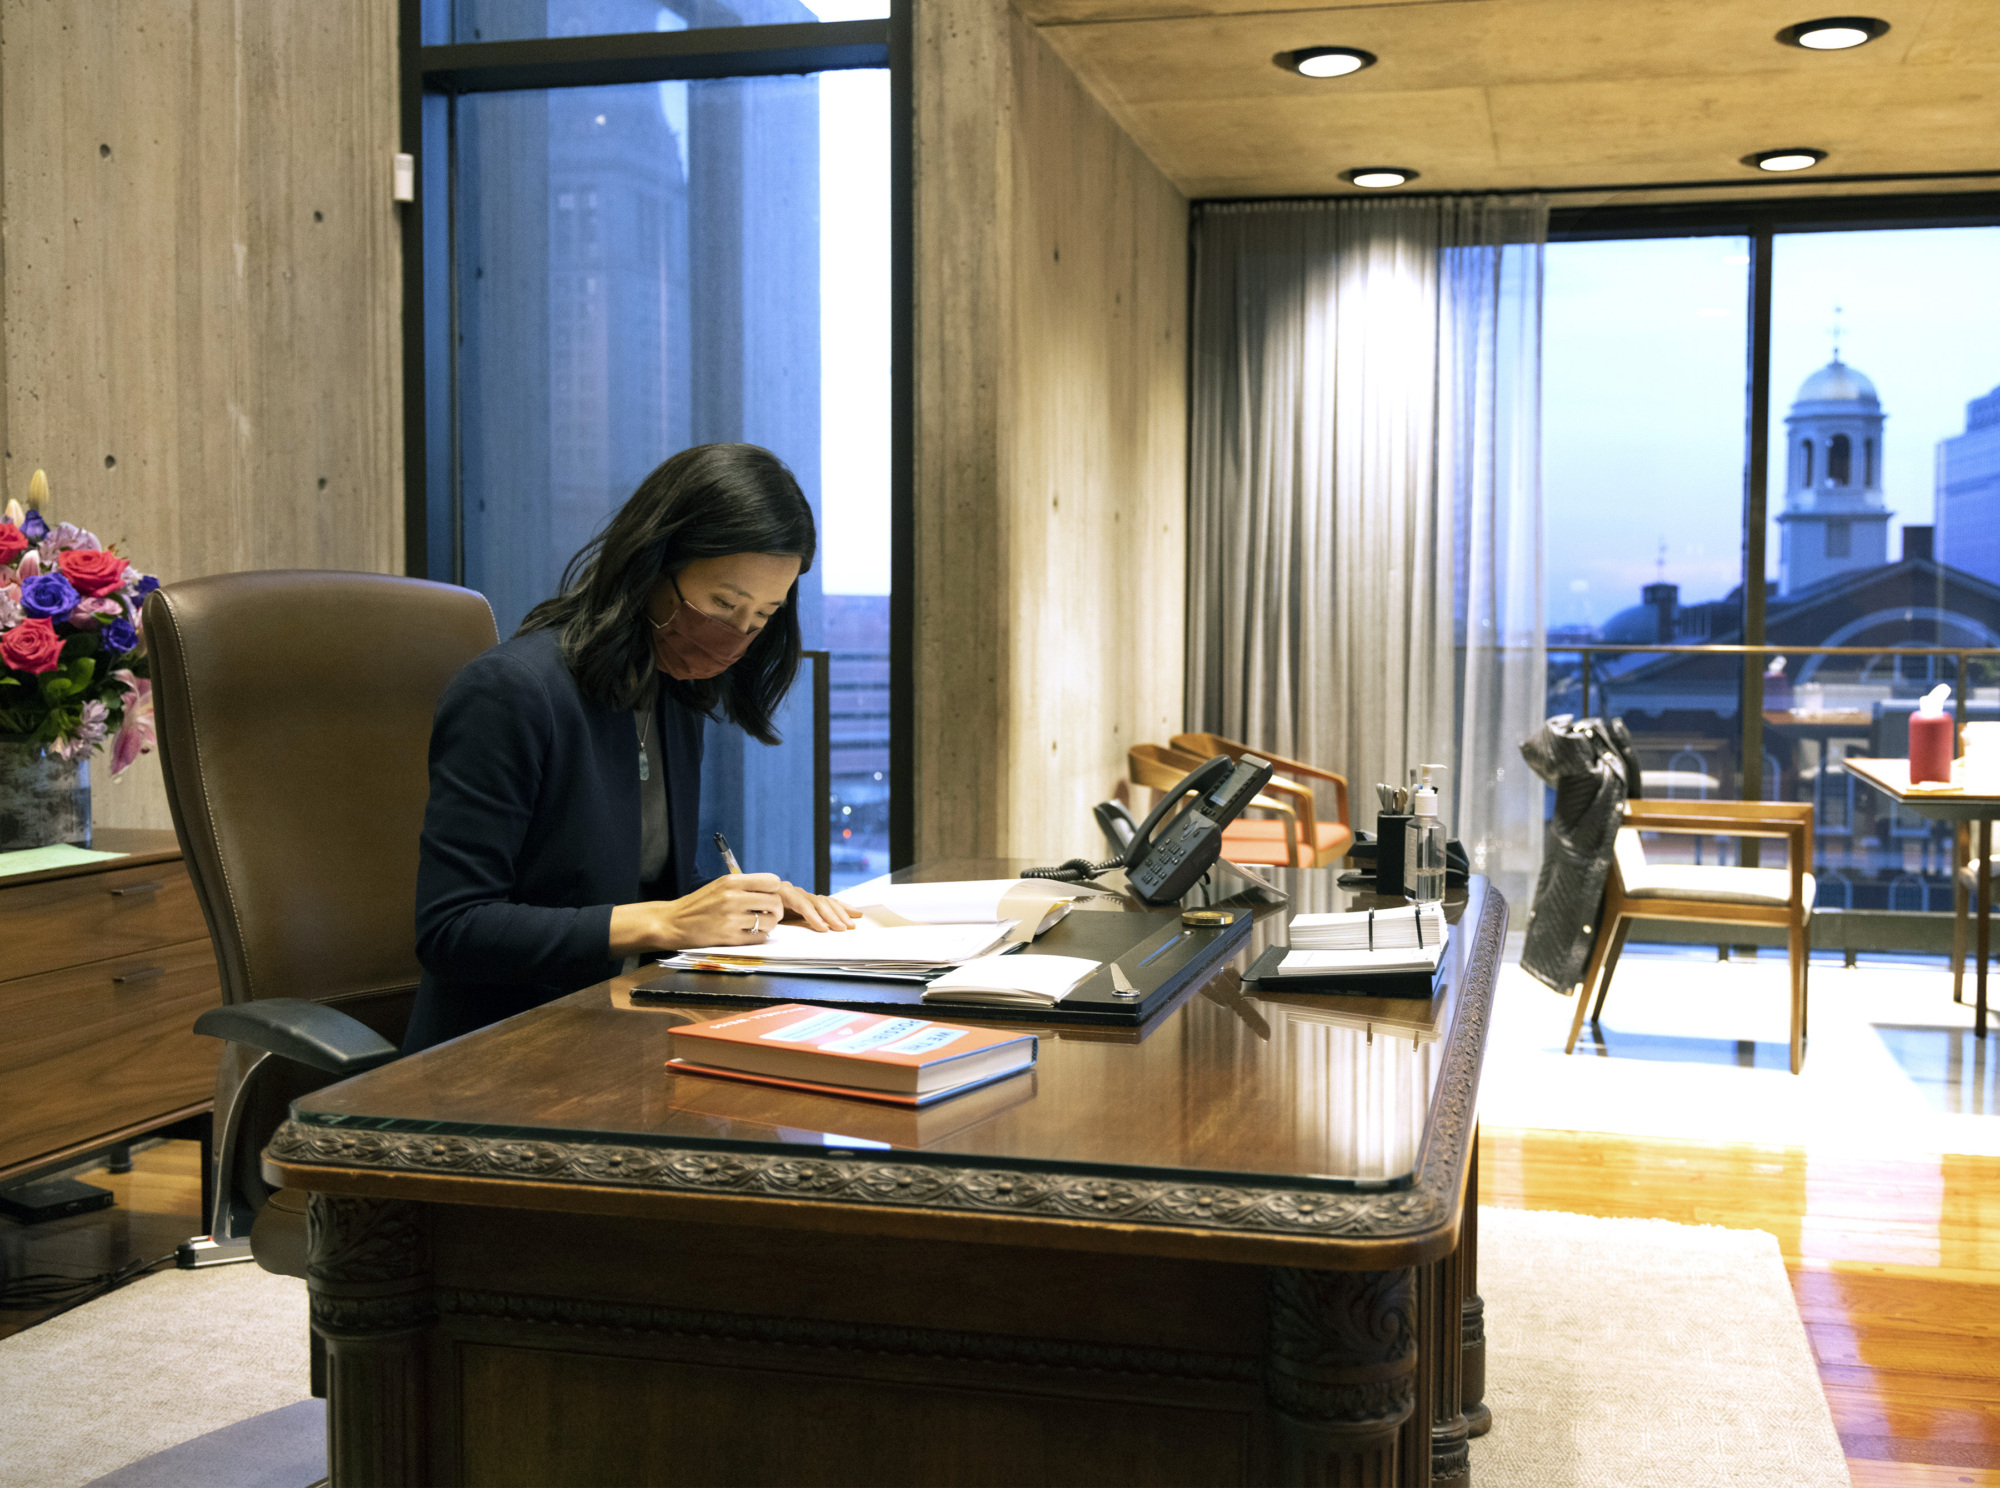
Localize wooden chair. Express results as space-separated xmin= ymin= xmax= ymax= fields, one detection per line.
xmin=1565 ymin=799 xmax=1816 ymax=1075
xmin=1127 ymin=743 xmax=1304 ymax=867
xmin=1170 ymin=731 xmax=1352 ymax=867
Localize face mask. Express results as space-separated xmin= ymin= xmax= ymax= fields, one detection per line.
xmin=651 ymin=578 xmax=755 ymax=680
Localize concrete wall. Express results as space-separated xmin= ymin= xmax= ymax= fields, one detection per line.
xmin=0 ymin=0 xmax=405 ymax=830
xmin=914 ymin=0 xmax=1187 ymax=862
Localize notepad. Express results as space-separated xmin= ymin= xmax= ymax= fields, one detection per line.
xmin=921 ymin=953 xmax=1102 ymax=1008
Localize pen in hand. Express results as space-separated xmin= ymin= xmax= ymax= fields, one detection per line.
xmin=713 ymin=831 xmax=744 ymax=877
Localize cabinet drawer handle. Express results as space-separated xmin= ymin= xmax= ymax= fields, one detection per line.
xmin=113 ymin=965 xmax=165 ymax=985
xmin=109 ymin=881 xmax=165 ymax=897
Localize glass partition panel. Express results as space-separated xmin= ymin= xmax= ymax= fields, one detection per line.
xmin=442 ymin=68 xmax=890 ymax=890
xmin=1765 ymin=226 xmax=2000 ymax=924
xmin=1543 ymin=237 xmax=1753 ymax=876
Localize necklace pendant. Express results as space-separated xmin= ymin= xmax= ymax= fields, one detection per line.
xmin=639 ymin=744 xmax=650 ymax=782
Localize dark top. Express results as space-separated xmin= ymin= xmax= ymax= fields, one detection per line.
xmin=404 ymin=628 xmax=706 ymax=1053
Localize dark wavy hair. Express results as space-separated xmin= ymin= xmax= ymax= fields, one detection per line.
xmin=518 ymin=444 xmax=815 ymax=745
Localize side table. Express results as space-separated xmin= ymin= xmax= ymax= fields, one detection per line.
xmin=1844 ymin=758 xmax=2000 ymax=1038
xmin=0 ymin=827 xmax=224 ymax=1184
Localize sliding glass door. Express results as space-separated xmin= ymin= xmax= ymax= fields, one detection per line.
xmin=1542 ymin=202 xmax=2000 ymax=945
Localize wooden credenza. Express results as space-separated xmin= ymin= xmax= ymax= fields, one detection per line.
xmin=0 ymin=827 xmax=223 ymax=1184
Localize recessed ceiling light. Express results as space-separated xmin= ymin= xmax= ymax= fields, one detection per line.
xmin=1342 ymin=167 xmax=1418 ymax=189
xmin=1777 ymin=15 xmax=1889 ymax=49
xmin=1277 ymin=46 xmax=1377 ymax=78
xmin=1745 ymin=148 xmax=1828 ymax=172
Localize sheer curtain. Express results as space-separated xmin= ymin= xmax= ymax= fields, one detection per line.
xmin=1186 ymin=196 xmax=1547 ymax=905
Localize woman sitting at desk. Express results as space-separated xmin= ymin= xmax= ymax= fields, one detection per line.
xmin=403 ymin=443 xmax=855 ymax=1053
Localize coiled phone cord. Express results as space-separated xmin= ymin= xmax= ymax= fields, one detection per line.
xmin=1021 ymin=855 xmax=1124 ymax=883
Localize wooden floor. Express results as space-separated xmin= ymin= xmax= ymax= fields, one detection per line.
xmin=1482 ymin=1126 xmax=2000 ymax=1486
xmin=0 ymin=1139 xmax=203 ymax=1340
xmin=7 ymin=1133 xmax=1997 ymax=1485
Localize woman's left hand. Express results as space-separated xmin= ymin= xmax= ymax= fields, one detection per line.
xmin=776 ymin=880 xmax=860 ymax=932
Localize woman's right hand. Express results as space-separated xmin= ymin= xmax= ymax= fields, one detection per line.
xmin=608 ymin=873 xmax=785 ymax=955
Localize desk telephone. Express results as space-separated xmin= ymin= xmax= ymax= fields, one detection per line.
xmin=1027 ymin=753 xmax=1275 ymax=904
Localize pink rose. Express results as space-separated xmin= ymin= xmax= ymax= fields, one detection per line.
xmin=1 ymin=617 xmax=63 ymax=674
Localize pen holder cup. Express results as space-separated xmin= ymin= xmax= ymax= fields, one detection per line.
xmin=1374 ymin=814 xmax=1411 ymax=895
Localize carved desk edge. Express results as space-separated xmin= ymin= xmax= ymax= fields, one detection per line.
xmin=268 ymin=888 xmax=1504 ymax=1255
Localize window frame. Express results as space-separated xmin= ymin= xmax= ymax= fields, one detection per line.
xmin=395 ymin=0 xmax=916 ymax=869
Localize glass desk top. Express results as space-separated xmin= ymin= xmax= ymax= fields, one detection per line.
xmin=293 ymin=863 xmax=1499 ymax=1193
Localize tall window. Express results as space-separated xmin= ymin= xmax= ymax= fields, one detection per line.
xmin=415 ymin=0 xmax=900 ymax=891
xmin=1545 ymin=208 xmax=2000 ymax=931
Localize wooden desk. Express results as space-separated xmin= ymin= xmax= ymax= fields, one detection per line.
xmin=267 ymin=866 xmax=1506 ymax=1488
xmin=1844 ymin=757 xmax=2000 ymax=1038
xmin=0 ymin=827 xmax=223 ymax=1183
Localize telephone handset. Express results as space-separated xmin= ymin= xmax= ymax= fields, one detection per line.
xmin=1026 ymin=753 xmax=1275 ymax=905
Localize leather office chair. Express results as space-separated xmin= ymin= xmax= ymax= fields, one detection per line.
xmin=144 ymin=571 xmax=497 ymax=1274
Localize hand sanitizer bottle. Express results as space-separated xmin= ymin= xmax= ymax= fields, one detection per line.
xmin=1404 ymin=766 xmax=1447 ymax=903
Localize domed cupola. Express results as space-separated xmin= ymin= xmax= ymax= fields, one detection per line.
xmin=1776 ymin=351 xmax=1891 ymax=595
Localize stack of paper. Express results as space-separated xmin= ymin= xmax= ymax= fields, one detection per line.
xmin=921 ymin=953 xmax=1102 ymax=1008
xmin=663 ymin=922 xmax=1019 ymax=982
xmin=1275 ymin=903 xmax=1448 ymax=979
xmin=1288 ymin=904 xmax=1447 ymax=953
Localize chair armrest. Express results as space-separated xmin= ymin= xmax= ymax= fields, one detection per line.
xmin=194 ymin=998 xmax=399 ymax=1077
xmin=1239 ymin=795 xmax=1301 ymax=865
xmin=1257 ymin=774 xmax=1319 ymax=828
xmin=1626 ymin=800 xmax=1811 ymax=823
xmin=1625 ymin=802 xmax=1812 ymax=840
xmin=1168 ymin=734 xmax=1350 ymax=825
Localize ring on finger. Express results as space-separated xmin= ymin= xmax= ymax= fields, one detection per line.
xmin=751 ymin=910 xmax=764 ymax=932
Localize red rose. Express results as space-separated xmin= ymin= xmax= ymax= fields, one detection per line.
xmin=0 ymin=525 xmax=26 ymax=567
xmin=57 ymin=549 xmax=129 ymax=597
xmin=1 ymin=618 xmax=63 ymax=674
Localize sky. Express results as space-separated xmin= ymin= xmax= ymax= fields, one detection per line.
xmin=808 ymin=0 xmax=892 ymax=596
xmin=814 ymin=66 xmax=891 ymax=595
xmin=1543 ymin=226 xmax=2000 ymax=631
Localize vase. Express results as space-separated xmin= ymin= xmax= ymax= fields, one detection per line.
xmin=0 ymin=739 xmax=91 ymax=851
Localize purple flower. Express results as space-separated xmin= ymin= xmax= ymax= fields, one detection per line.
xmin=99 ymin=617 xmax=138 ymax=654
xmin=21 ymin=510 xmax=48 ymax=543
xmin=134 ymin=575 xmax=159 ymax=598
xmin=20 ymin=572 xmax=78 ymax=619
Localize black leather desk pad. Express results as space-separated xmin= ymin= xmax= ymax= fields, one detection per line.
xmin=631 ymin=904 xmax=1253 ymax=1026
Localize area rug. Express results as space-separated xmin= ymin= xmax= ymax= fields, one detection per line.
xmin=0 ymin=1263 xmax=310 ymax=1488
xmin=1471 ymin=1206 xmax=1849 ymax=1487
xmin=0 ymin=1210 xmax=1844 ymax=1488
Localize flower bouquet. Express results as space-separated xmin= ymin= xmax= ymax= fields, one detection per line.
xmin=0 ymin=471 xmax=158 ymax=849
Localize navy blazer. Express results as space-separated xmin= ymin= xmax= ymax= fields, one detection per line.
xmin=403 ymin=628 xmax=705 ymax=1052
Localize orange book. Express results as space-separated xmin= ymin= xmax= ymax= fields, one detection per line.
xmin=667 ymin=1004 xmax=1038 ymax=1107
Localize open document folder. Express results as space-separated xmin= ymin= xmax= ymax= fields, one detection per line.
xmin=662 ymin=921 xmax=1021 ymax=981
xmin=835 ymin=878 xmax=1092 ymax=939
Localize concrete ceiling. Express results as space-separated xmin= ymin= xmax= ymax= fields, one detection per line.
xmin=1023 ymin=0 xmax=2000 ymax=201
